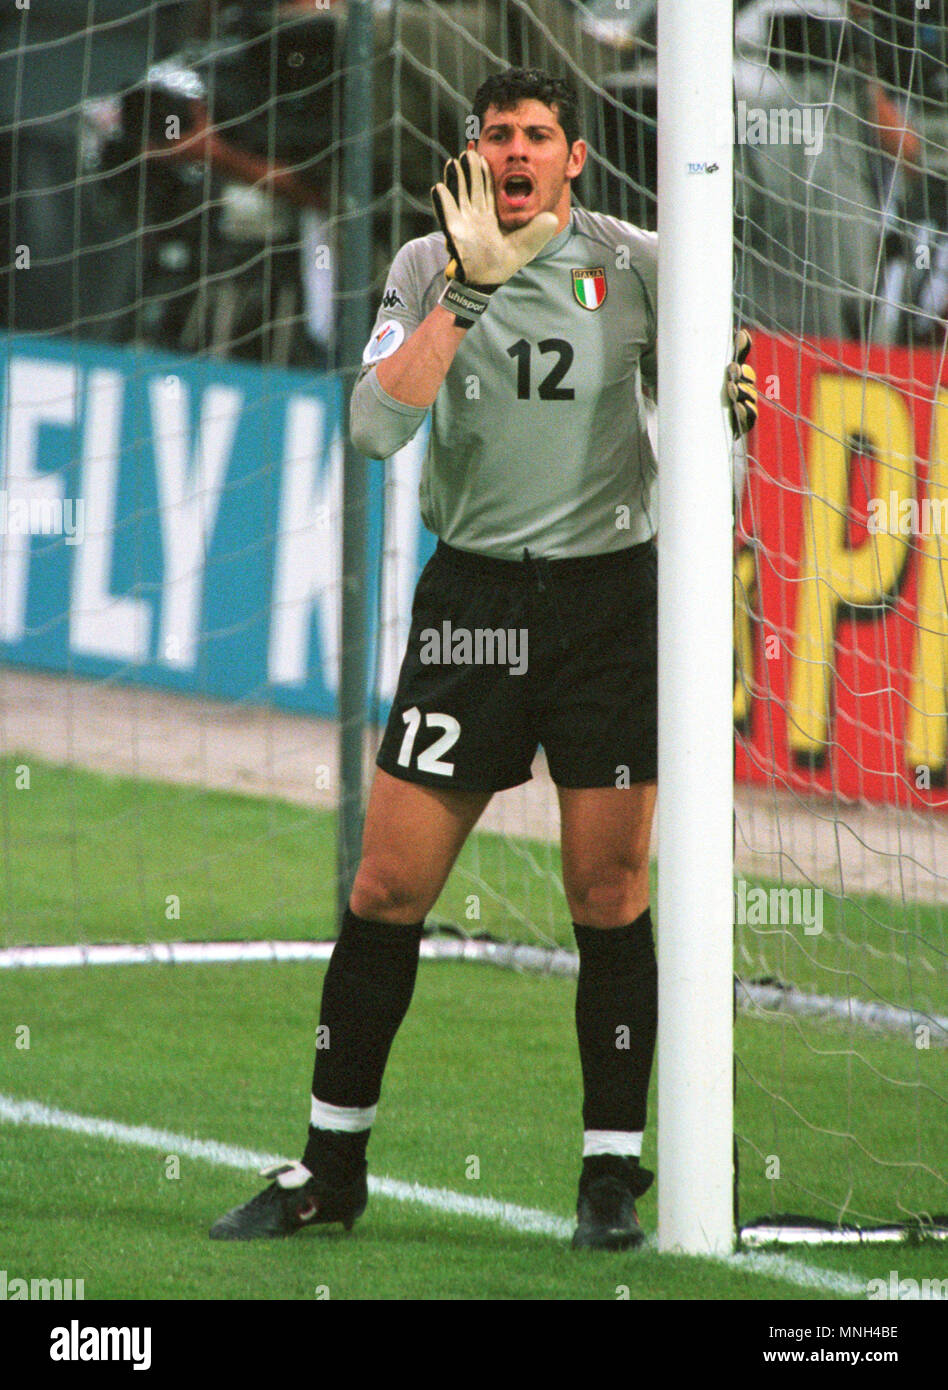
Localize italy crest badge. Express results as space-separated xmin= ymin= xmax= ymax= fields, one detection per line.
xmin=571 ymin=267 xmax=607 ymax=310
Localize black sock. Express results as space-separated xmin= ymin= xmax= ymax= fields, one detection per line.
xmin=303 ymin=907 xmax=424 ymax=1182
xmin=573 ymin=908 xmax=658 ymax=1145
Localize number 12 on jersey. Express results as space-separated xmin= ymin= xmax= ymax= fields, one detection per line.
xmin=397 ymin=706 xmax=461 ymax=776
xmin=507 ymin=338 xmax=575 ymax=400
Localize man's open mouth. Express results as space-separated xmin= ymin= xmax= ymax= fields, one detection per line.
xmin=500 ymin=172 xmax=535 ymax=207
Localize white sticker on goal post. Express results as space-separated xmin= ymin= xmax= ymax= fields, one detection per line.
xmin=363 ymin=319 xmax=405 ymax=364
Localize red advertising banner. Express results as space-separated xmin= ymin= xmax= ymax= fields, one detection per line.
xmin=734 ymin=332 xmax=948 ymax=808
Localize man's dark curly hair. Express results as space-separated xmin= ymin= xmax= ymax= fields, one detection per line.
xmin=471 ymin=68 xmax=581 ymax=150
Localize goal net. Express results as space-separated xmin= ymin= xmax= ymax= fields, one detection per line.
xmin=729 ymin=0 xmax=948 ymax=1239
xmin=1 ymin=0 xmax=945 ymax=1241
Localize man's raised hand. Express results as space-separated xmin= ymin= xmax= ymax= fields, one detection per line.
xmin=431 ymin=150 xmax=558 ymax=292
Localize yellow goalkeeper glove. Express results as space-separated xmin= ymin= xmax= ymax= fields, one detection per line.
xmin=724 ymin=328 xmax=758 ymax=437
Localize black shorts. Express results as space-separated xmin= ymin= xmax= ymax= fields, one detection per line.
xmin=376 ymin=539 xmax=658 ymax=792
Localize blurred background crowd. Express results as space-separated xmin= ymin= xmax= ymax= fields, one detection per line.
xmin=1 ymin=0 xmax=946 ymax=370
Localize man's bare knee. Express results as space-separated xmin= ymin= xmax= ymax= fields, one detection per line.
xmin=350 ymin=857 xmax=432 ymax=924
xmin=567 ymin=859 xmax=651 ymax=928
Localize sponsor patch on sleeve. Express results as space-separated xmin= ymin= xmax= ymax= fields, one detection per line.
xmin=362 ymin=319 xmax=405 ymax=364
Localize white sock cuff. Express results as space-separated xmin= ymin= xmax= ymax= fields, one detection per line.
xmin=310 ymin=1096 xmax=377 ymax=1133
xmin=583 ymin=1129 xmax=643 ymax=1158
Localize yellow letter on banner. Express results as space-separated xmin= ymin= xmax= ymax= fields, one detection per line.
xmin=733 ymin=546 xmax=758 ymax=727
xmin=788 ymin=375 xmax=913 ymax=759
xmin=906 ymin=389 xmax=948 ymax=775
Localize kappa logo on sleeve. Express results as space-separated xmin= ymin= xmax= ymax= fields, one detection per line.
xmin=381 ymin=288 xmax=406 ymax=310
xmin=571 ymin=267 xmax=607 ymax=310
xmin=362 ymin=320 xmax=405 ymax=364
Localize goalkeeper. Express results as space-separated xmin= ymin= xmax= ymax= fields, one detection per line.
xmin=212 ymin=67 xmax=757 ymax=1250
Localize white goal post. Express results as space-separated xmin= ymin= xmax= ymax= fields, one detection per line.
xmin=657 ymin=0 xmax=736 ymax=1255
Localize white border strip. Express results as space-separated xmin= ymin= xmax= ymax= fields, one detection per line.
xmin=0 ymin=937 xmax=581 ymax=974
xmin=3 ymin=936 xmax=945 ymax=1043
xmin=737 ymin=980 xmax=948 ymax=1043
xmin=0 ymin=941 xmax=336 ymax=969
xmin=741 ymin=1224 xmax=948 ymax=1248
xmin=0 ymin=1092 xmax=870 ymax=1294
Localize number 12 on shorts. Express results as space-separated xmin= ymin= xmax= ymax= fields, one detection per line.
xmin=397 ymin=706 xmax=461 ymax=776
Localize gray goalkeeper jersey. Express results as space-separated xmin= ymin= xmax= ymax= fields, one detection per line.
xmin=350 ymin=207 xmax=658 ymax=560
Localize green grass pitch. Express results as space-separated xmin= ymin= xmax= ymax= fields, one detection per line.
xmin=1 ymin=757 xmax=946 ymax=1300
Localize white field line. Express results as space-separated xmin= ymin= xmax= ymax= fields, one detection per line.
xmin=0 ymin=1092 xmax=866 ymax=1297
xmin=4 ymin=938 xmax=944 ymax=1043
xmin=727 ymin=1252 xmax=865 ymax=1297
